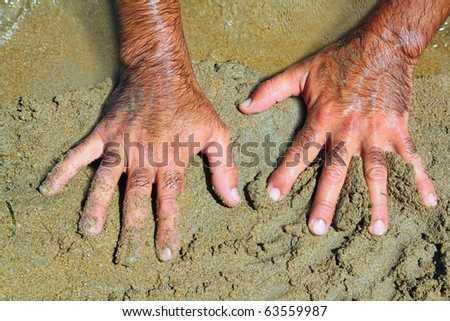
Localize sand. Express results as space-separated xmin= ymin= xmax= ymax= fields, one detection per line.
xmin=1 ymin=1 xmax=449 ymax=301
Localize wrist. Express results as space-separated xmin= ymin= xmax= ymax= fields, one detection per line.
xmin=120 ymin=60 xmax=196 ymax=89
xmin=370 ymin=20 xmax=424 ymax=61
xmin=360 ymin=0 xmax=450 ymax=61
xmin=355 ymin=21 xmax=419 ymax=67
xmin=121 ymin=45 xmax=194 ymax=77
xmin=115 ymin=0 xmax=193 ymax=75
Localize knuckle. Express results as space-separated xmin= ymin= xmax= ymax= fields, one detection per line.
xmin=366 ymin=166 xmax=387 ymax=181
xmin=258 ymin=79 xmax=275 ymax=93
xmin=96 ymin=164 xmax=115 ymax=179
xmin=289 ymin=139 xmax=304 ymax=154
xmin=415 ymin=175 xmax=431 ymax=188
xmin=289 ymin=64 xmax=306 ymax=78
xmin=288 ymin=127 xmax=321 ymax=167
xmin=77 ymin=137 xmax=91 ymax=148
xmin=158 ymin=195 xmax=177 ymax=204
xmin=296 ymin=125 xmax=319 ymax=147
xmin=157 ymin=196 xmax=180 ymax=216
xmin=129 ymin=168 xmax=152 ymax=188
xmin=272 ymin=168 xmax=296 ymax=188
xmin=371 ymin=193 xmax=388 ymax=207
xmin=403 ymin=137 xmax=417 ymax=155
xmin=368 ymin=118 xmax=384 ymax=133
xmin=322 ymin=166 xmax=344 ymax=183
xmin=342 ymin=115 xmax=359 ymax=133
xmin=367 ymin=147 xmax=387 ymax=166
xmin=302 ymin=126 xmax=319 ymax=142
xmin=313 ymin=200 xmax=335 ymax=219
xmin=66 ymin=147 xmax=81 ymax=159
xmin=326 ymin=141 xmax=348 ymax=166
xmin=102 ymin=150 xmax=122 ymax=168
xmin=314 ymin=103 xmax=333 ymax=127
xmin=162 ymin=169 xmax=183 ymax=194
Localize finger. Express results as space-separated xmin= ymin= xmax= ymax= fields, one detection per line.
xmin=395 ymin=135 xmax=437 ymax=207
xmin=155 ymin=167 xmax=185 ymax=261
xmin=362 ymin=146 xmax=388 ymax=236
xmin=79 ymin=144 xmax=124 ymax=237
xmin=114 ymin=166 xmax=154 ymax=266
xmin=308 ymin=138 xmax=352 ymax=235
xmin=267 ymin=125 xmax=325 ymax=201
xmin=39 ymin=130 xmax=104 ymax=196
xmin=203 ymin=128 xmax=240 ymax=207
xmin=239 ymin=64 xmax=308 ymax=114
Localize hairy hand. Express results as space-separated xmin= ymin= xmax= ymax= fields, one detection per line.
xmin=240 ymin=28 xmax=437 ymax=236
xmin=40 ymin=69 xmax=240 ymax=262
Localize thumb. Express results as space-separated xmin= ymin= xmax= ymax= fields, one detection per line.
xmin=239 ymin=64 xmax=308 ymax=114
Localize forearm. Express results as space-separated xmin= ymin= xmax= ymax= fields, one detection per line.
xmin=114 ymin=0 xmax=192 ymax=77
xmin=364 ymin=0 xmax=450 ymax=59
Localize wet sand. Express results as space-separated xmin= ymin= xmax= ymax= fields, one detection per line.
xmin=1 ymin=1 xmax=449 ymax=300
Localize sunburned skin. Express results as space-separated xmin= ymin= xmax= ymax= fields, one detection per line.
xmin=40 ymin=0 xmax=450 ymax=262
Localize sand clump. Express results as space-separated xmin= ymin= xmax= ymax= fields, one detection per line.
xmin=1 ymin=61 xmax=449 ymax=300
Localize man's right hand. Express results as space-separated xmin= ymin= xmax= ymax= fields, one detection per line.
xmin=239 ymin=0 xmax=448 ymax=237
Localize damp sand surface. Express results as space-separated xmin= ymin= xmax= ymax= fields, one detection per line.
xmin=1 ymin=1 xmax=449 ymax=301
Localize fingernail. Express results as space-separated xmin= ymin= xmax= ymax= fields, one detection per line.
xmin=426 ymin=193 xmax=437 ymax=207
xmin=269 ymin=188 xmax=281 ymax=201
xmin=240 ymin=98 xmax=252 ymax=109
xmin=156 ymin=247 xmax=173 ymax=262
xmin=38 ymin=180 xmax=50 ymax=195
xmin=114 ymin=242 xmax=141 ymax=267
xmin=230 ymin=188 xmax=241 ymax=203
xmin=371 ymin=220 xmax=386 ymax=236
xmin=311 ymin=219 xmax=327 ymax=235
xmin=79 ymin=216 xmax=98 ymax=237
